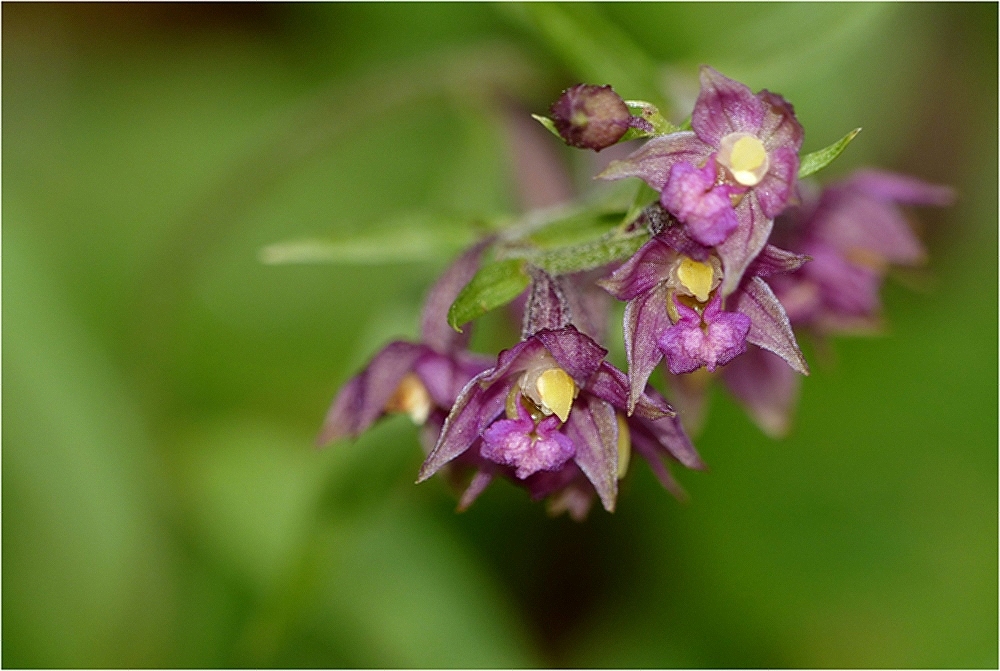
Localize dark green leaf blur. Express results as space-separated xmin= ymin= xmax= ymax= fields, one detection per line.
xmin=4 ymin=3 xmax=996 ymax=667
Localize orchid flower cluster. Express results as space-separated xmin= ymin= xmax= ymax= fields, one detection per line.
xmin=316 ymin=67 xmax=952 ymax=520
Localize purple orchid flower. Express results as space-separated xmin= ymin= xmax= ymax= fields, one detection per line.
xmin=599 ymin=221 xmax=810 ymax=414
xmin=598 ymin=66 xmax=804 ymax=295
xmin=317 ymin=242 xmax=493 ymax=447
xmin=417 ymin=268 xmax=704 ymax=516
xmin=770 ymin=169 xmax=955 ymax=334
xmin=721 ymin=170 xmax=952 ymax=438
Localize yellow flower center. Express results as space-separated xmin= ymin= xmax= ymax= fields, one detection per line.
xmin=616 ymin=413 xmax=631 ymax=480
xmin=385 ymin=372 xmax=432 ymax=425
xmin=677 ymin=257 xmax=716 ymax=303
xmin=535 ymin=368 xmax=576 ymax=423
xmin=718 ymin=132 xmax=769 ymax=186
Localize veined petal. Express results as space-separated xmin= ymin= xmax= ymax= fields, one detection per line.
xmin=317 ymin=340 xmax=428 ymax=446
xmin=457 ymin=469 xmax=495 ymax=512
xmin=757 ymin=89 xmax=804 ymax=154
xmin=623 ymin=285 xmax=671 ymax=413
xmin=597 ymin=237 xmax=676 ymax=301
xmin=722 ymin=344 xmax=801 ymax=438
xmin=732 ymin=276 xmax=809 ymax=375
xmin=586 ymin=361 xmax=675 ymax=421
xmin=718 ymin=193 xmax=773 ymax=296
xmin=566 ymin=395 xmax=619 ymax=512
xmin=746 ymin=244 xmax=811 ymax=279
xmin=629 ymin=427 xmax=687 ymax=500
xmin=535 ymin=326 xmax=608 ymax=387
xmin=630 ymin=399 xmax=705 ymax=471
xmin=814 ymin=187 xmax=926 ymax=265
xmin=417 ymin=372 xmax=512 ymax=482
xmin=478 ymin=337 xmax=546 ymax=387
xmin=754 ymin=146 xmax=799 ymax=219
xmin=596 ymin=131 xmax=712 ymax=190
xmin=845 ymin=169 xmax=955 ymax=206
xmin=692 ymin=66 xmax=767 ymax=146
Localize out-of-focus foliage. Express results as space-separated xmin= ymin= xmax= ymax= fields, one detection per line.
xmin=3 ymin=3 xmax=996 ymax=668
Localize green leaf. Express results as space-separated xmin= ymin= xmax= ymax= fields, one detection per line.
xmin=528 ymin=227 xmax=650 ymax=276
xmin=447 ymin=258 xmax=530 ymax=332
xmin=531 ymin=113 xmax=562 ymax=140
xmin=798 ymin=127 xmax=862 ymax=179
xmin=260 ymin=214 xmax=483 ymax=265
xmin=624 ymin=100 xmax=681 ymax=135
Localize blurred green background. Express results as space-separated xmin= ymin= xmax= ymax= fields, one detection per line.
xmin=3 ymin=3 xmax=996 ymax=668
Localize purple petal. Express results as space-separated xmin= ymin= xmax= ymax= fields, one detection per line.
xmin=802 ymin=241 xmax=882 ymax=316
xmin=691 ymin=66 xmax=767 ymax=147
xmin=813 ymin=187 xmax=926 ymax=266
xmin=756 ymin=90 xmax=804 ymax=154
xmin=565 ymin=395 xmax=619 ymax=512
xmin=596 ymin=131 xmax=713 ymax=190
xmin=317 ymin=340 xmax=428 ymax=446
xmin=457 ymin=469 xmax=495 ymax=512
xmin=630 ymin=403 xmax=705 ymax=471
xmin=732 ymin=277 xmax=809 ymax=375
xmin=525 ymin=461 xmax=584 ymax=501
xmin=546 ymin=482 xmax=597 ymax=522
xmin=478 ymin=337 xmax=546 ymax=387
xmin=629 ymin=427 xmax=687 ymax=500
xmin=534 ymin=327 xmax=608 ymax=387
xmin=480 ymin=406 xmax=575 ymax=479
xmin=658 ymin=296 xmax=750 ymax=375
xmin=420 ymin=239 xmax=491 ymax=352
xmin=718 ymin=193 xmax=773 ymax=296
xmin=586 ymin=361 xmax=674 ymax=421
xmin=746 ymin=244 xmax=811 ymax=279
xmin=417 ymin=372 xmax=512 ymax=482
xmin=845 ymin=169 xmax=955 ymax=206
xmin=754 ymin=146 xmax=799 ymax=219
xmin=661 ymin=158 xmax=742 ymax=246
xmin=622 ymin=285 xmax=671 ymax=413
xmin=657 ymin=223 xmax=713 ymax=261
xmin=597 ymin=237 xmax=676 ymax=301
xmin=723 ymin=345 xmax=801 ymax=438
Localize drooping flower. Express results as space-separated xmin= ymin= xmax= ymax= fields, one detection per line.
xmin=721 ymin=170 xmax=951 ymax=438
xmin=599 ymin=215 xmax=809 ymax=413
xmin=769 ymin=169 xmax=955 ymax=334
xmin=599 ymin=66 xmax=804 ymax=295
xmin=317 ymin=242 xmax=493 ymax=447
xmin=417 ymin=268 xmax=704 ymax=516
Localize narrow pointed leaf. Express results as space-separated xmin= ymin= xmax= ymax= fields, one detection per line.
xmin=531 ymin=113 xmax=562 ymax=140
xmin=261 ymin=214 xmax=481 ymax=265
xmin=528 ymin=227 xmax=650 ymax=276
xmin=447 ymin=258 xmax=531 ymax=332
xmin=797 ymin=127 xmax=862 ymax=179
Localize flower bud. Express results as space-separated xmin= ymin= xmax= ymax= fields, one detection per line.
xmin=550 ymin=84 xmax=631 ymax=151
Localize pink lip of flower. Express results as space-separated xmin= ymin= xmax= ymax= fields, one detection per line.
xmin=658 ymin=294 xmax=752 ymax=375
xmin=598 ymin=66 xmax=804 ymax=297
xmin=660 ymin=155 xmax=745 ymax=247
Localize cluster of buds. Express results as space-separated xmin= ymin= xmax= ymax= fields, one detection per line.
xmin=317 ymin=66 xmax=952 ymax=519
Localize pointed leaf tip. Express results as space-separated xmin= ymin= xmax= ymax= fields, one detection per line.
xmin=798 ymin=127 xmax=862 ymax=179
xmin=447 ymin=258 xmax=531 ymax=331
xmin=532 ymin=113 xmax=563 ymax=139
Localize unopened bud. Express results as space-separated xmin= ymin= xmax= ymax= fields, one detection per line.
xmin=549 ymin=84 xmax=631 ymax=151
